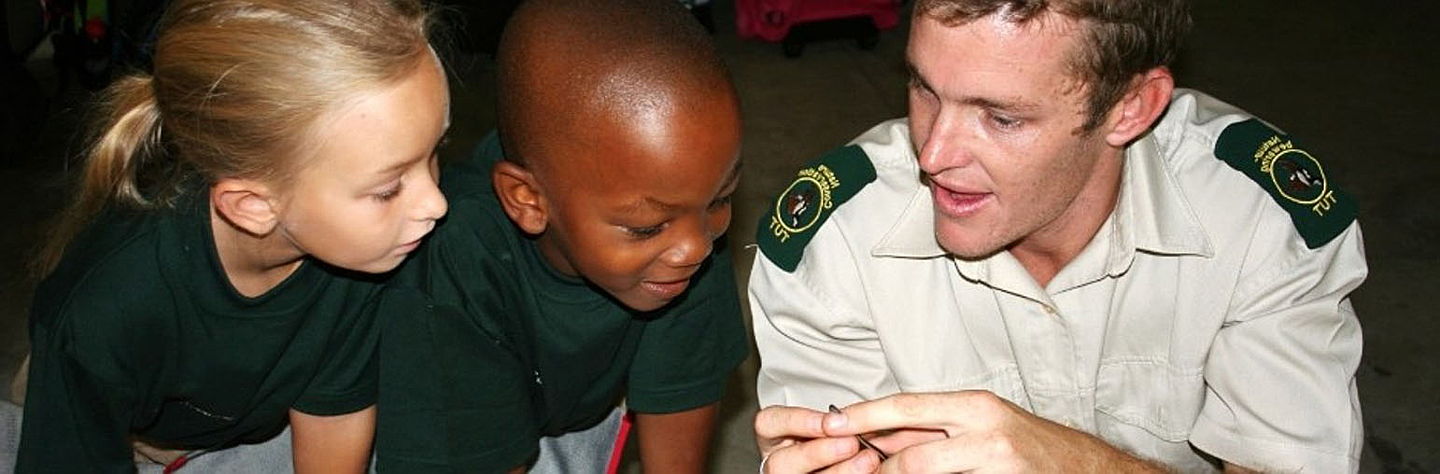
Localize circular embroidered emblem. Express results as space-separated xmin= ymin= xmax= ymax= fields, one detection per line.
xmin=775 ymin=176 xmax=824 ymax=234
xmin=1268 ymin=149 xmax=1327 ymax=204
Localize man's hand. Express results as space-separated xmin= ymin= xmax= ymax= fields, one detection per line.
xmin=824 ymin=392 xmax=1165 ymax=473
xmin=753 ymin=405 xmax=880 ymax=473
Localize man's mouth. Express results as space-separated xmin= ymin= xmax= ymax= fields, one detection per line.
xmin=930 ymin=181 xmax=992 ymax=217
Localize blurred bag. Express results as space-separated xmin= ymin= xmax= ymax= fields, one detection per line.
xmin=735 ymin=0 xmax=899 ymax=43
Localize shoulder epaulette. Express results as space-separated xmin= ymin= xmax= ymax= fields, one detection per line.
xmin=1214 ymin=119 xmax=1357 ymax=248
xmin=755 ymin=144 xmax=877 ymax=272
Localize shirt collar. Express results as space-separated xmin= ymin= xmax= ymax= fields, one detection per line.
xmin=871 ymin=186 xmax=948 ymax=259
xmin=869 ymin=132 xmax=1214 ymax=282
xmin=1111 ymin=132 xmax=1215 ymax=276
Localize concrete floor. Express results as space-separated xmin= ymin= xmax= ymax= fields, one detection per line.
xmin=3 ymin=1 xmax=1438 ymax=472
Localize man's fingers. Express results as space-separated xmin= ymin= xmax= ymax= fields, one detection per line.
xmin=755 ymin=405 xmax=829 ymax=450
xmin=868 ymin=428 xmax=948 ymax=455
xmin=816 ymin=449 xmax=882 ymax=474
xmin=826 ymin=391 xmax=1002 ymax=436
xmin=878 ymin=434 xmax=988 ymax=474
xmin=764 ymin=437 xmax=861 ymax=474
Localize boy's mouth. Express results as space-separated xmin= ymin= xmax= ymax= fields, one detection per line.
xmin=641 ymin=278 xmax=692 ymax=300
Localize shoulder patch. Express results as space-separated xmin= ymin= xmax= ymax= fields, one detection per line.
xmin=1214 ymin=119 xmax=1357 ymax=248
xmin=756 ymin=145 xmax=877 ymax=272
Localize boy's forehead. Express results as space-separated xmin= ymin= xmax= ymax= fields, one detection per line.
xmin=526 ymin=79 xmax=738 ymax=164
xmin=534 ymin=106 xmax=740 ymax=201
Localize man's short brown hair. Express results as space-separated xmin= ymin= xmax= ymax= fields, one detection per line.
xmin=916 ymin=0 xmax=1191 ymax=130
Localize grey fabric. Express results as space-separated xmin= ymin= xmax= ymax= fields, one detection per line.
xmin=529 ymin=406 xmax=625 ymax=474
xmin=1 ymin=400 xmax=20 ymax=474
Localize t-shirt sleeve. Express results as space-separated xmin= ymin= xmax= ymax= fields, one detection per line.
xmin=16 ymin=292 xmax=152 ymax=473
xmin=373 ymin=287 xmax=541 ymax=473
xmin=292 ymin=289 xmax=384 ymax=416
xmin=626 ymin=239 xmax=749 ymax=414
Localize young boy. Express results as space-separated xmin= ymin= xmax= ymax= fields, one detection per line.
xmin=372 ymin=0 xmax=746 ymax=472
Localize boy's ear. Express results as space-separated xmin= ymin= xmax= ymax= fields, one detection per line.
xmin=1104 ymin=66 xmax=1174 ymax=147
xmin=492 ymin=161 xmax=549 ymax=235
xmin=212 ymin=178 xmax=281 ymax=237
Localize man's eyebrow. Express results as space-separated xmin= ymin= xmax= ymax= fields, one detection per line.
xmin=904 ymin=60 xmax=932 ymax=92
xmin=904 ymin=59 xmax=1040 ymax=113
xmin=962 ymin=96 xmax=1040 ymax=113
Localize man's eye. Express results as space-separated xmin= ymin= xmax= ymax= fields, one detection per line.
xmin=989 ymin=112 xmax=1021 ymax=130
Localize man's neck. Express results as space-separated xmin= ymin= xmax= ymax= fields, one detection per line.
xmin=210 ymin=206 xmax=305 ymax=298
xmin=1010 ymin=150 xmax=1126 ymax=289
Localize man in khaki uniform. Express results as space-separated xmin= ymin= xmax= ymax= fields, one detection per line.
xmin=748 ymin=0 xmax=1366 ymax=472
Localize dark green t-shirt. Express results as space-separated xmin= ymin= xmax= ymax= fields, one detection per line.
xmin=374 ymin=133 xmax=749 ymax=472
xmin=17 ymin=186 xmax=384 ymax=473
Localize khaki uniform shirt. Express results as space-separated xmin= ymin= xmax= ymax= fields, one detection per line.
xmin=749 ymin=90 xmax=1367 ymax=472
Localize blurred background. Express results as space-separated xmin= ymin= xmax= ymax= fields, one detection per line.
xmin=2 ymin=0 xmax=1437 ymax=471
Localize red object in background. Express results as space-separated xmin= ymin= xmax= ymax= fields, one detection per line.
xmin=736 ymin=0 xmax=900 ymax=42
xmin=83 ymin=17 xmax=106 ymax=41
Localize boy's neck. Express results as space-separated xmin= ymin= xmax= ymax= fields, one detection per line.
xmin=210 ymin=205 xmax=305 ymax=298
xmin=534 ymin=233 xmax=580 ymax=278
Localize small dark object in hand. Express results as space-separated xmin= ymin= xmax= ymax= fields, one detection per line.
xmin=828 ymin=404 xmax=888 ymax=460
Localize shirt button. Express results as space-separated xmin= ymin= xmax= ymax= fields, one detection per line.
xmin=1042 ymin=304 xmax=1057 ymax=315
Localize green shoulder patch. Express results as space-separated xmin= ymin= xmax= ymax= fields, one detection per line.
xmin=1214 ymin=119 xmax=1357 ymax=249
xmin=756 ymin=145 xmax=877 ymax=272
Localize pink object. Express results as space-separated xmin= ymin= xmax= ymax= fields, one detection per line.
xmin=736 ymin=0 xmax=900 ymax=42
xmin=605 ymin=411 xmax=635 ymax=474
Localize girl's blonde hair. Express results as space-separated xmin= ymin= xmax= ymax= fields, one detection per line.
xmin=35 ymin=0 xmax=434 ymax=277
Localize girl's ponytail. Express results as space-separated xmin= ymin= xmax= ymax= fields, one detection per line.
xmin=33 ymin=75 xmax=164 ymax=278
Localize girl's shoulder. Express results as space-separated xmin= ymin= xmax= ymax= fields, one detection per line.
xmin=33 ymin=205 xmax=198 ymax=332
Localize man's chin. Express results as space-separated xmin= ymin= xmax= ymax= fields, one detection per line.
xmin=936 ymin=233 xmax=1004 ymax=261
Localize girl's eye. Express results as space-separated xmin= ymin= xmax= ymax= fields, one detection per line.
xmin=373 ymin=182 xmax=402 ymax=202
xmin=624 ymin=224 xmax=665 ymax=239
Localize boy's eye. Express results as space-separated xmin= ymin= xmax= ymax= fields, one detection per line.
xmin=708 ymin=194 xmax=734 ymax=210
xmin=624 ymin=224 xmax=665 ymax=239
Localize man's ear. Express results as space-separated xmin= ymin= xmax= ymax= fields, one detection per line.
xmin=492 ymin=161 xmax=549 ymax=235
xmin=1104 ymin=67 xmax=1175 ymax=147
xmin=212 ymin=178 xmax=281 ymax=237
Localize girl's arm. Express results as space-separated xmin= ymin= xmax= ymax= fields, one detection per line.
xmin=635 ymin=403 xmax=719 ymax=474
xmin=290 ymin=405 xmax=376 ymax=473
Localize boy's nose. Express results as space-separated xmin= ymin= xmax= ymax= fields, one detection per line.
xmin=664 ymin=229 xmax=713 ymax=268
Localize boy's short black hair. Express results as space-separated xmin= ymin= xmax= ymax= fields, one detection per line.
xmin=494 ymin=0 xmax=733 ymax=167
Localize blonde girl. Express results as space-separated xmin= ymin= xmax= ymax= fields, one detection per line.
xmin=11 ymin=0 xmax=448 ymax=471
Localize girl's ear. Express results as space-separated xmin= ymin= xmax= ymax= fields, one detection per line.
xmin=492 ymin=161 xmax=549 ymax=235
xmin=212 ymin=178 xmax=281 ymax=237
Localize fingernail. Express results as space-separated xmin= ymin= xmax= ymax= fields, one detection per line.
xmin=825 ymin=412 xmax=848 ymax=431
